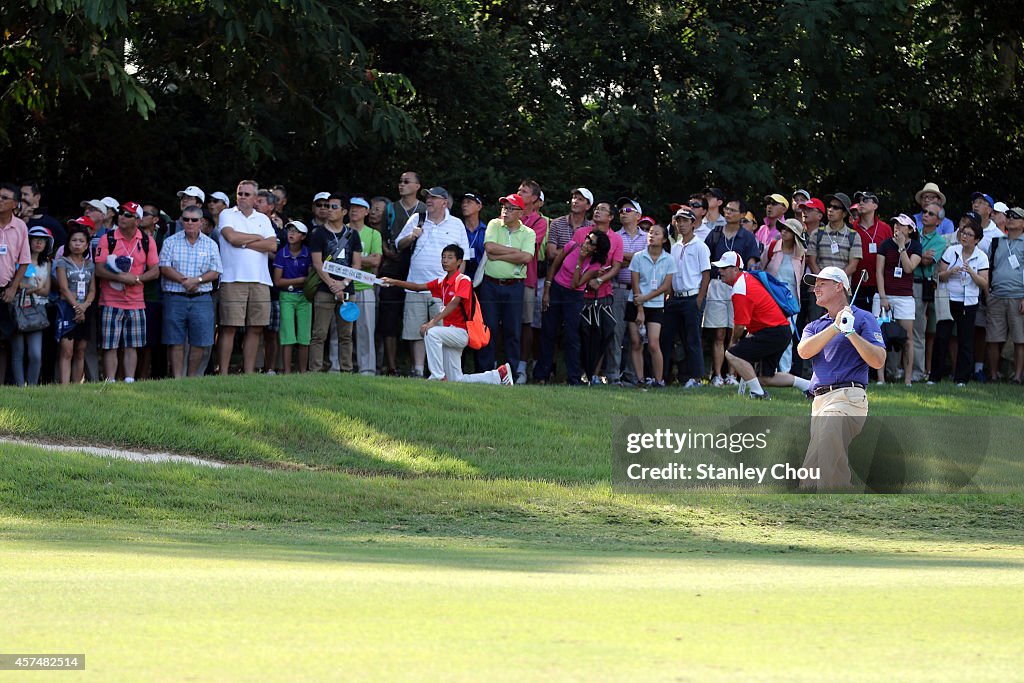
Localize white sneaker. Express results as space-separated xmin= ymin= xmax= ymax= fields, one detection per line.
xmin=123 ymin=377 xmax=135 ymax=384
xmin=683 ymin=378 xmax=702 ymax=389
xmin=498 ymin=363 xmax=515 ymax=386
xmin=737 ymin=379 xmax=749 ymax=396
xmin=265 ymin=370 xmax=277 ymax=376
xmin=724 ymin=374 xmax=739 ymax=386
xmin=711 ymin=375 xmax=725 ymax=387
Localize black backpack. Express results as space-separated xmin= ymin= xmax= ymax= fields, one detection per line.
xmin=101 ymin=229 xmax=152 ymax=261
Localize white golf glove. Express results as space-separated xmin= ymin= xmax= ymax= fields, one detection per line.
xmin=837 ymin=307 xmax=855 ymax=334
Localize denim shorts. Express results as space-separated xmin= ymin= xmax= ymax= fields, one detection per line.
xmin=162 ymin=293 xmax=215 ymax=347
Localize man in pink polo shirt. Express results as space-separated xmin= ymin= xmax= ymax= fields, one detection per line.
xmin=94 ymin=201 xmax=161 ymax=382
xmin=0 ymin=181 xmax=32 ymax=383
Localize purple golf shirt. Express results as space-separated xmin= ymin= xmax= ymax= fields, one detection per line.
xmin=273 ymin=245 xmax=312 ymax=282
xmin=801 ymin=306 xmax=885 ymax=392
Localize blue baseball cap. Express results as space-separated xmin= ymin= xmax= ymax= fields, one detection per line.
xmin=349 ymin=197 xmax=370 ymax=210
xmin=970 ymin=192 xmax=994 ymax=208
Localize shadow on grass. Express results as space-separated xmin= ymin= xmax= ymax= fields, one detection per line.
xmin=3 ymin=518 xmax=1024 ymax=574
xmin=2 ymin=444 xmax=1024 ymax=572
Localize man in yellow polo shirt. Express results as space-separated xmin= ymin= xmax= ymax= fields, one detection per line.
xmin=480 ymin=194 xmax=535 ymax=374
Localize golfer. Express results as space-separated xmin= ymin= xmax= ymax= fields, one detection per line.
xmin=797 ymin=267 xmax=886 ymax=490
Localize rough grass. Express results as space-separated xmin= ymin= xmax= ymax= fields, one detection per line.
xmin=1 ymin=376 xmax=1022 ymax=680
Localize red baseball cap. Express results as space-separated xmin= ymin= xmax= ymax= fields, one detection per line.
xmin=67 ymin=215 xmax=96 ymax=230
xmin=499 ymin=194 xmax=526 ymax=210
xmin=119 ymin=201 xmax=143 ymax=218
xmin=798 ymin=197 xmax=826 ymax=214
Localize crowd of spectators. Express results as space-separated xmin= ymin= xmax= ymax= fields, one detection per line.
xmin=0 ymin=175 xmax=1021 ymax=390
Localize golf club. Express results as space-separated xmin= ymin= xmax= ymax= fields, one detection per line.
xmin=851 ymin=269 xmax=868 ymax=304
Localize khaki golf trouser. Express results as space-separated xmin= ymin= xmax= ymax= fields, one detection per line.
xmin=309 ymin=290 xmax=353 ymax=372
xmin=801 ymin=387 xmax=868 ymax=491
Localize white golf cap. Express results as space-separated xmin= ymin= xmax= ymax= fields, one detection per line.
xmin=210 ymin=191 xmax=231 ymax=206
xmin=313 ymin=192 xmax=331 ymax=202
xmin=177 ymin=185 xmax=206 ymax=202
xmin=993 ymin=201 xmax=1010 ymax=214
xmin=100 ymin=196 xmax=120 ymax=211
xmin=80 ymin=199 xmax=106 ymax=212
xmin=285 ymin=220 xmax=309 ymax=234
xmin=710 ymin=250 xmax=743 ymax=270
xmin=572 ymin=187 xmax=594 ymax=205
xmin=803 ymin=266 xmax=851 ymax=293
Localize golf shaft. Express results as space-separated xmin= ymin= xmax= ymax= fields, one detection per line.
xmin=851 ymin=270 xmax=868 ymax=304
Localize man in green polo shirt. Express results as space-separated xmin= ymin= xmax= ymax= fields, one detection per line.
xmin=480 ymin=193 xmax=535 ymax=374
xmin=911 ymin=202 xmax=948 ymax=382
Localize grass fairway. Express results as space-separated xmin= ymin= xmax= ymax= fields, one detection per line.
xmin=2 ymin=376 xmax=1023 ymax=680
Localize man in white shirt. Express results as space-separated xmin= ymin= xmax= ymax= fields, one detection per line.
xmin=661 ymin=208 xmax=711 ymax=387
xmin=396 ymin=186 xmax=470 ymax=377
xmin=217 ymin=179 xmax=279 ymax=375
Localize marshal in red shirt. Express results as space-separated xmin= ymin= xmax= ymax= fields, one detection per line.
xmin=427 ymin=272 xmax=473 ymax=330
xmin=731 ymin=272 xmax=790 ymax=332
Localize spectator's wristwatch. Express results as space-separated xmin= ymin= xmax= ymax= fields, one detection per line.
xmin=288 ymin=285 xmax=295 ymax=292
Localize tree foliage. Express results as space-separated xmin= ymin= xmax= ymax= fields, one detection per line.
xmin=3 ymin=0 xmax=1024 ymax=220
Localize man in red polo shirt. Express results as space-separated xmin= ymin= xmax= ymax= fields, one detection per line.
xmin=851 ymin=191 xmax=893 ymax=312
xmin=94 ymin=201 xmax=161 ymax=382
xmin=382 ymin=244 xmax=512 ymax=385
xmin=717 ymin=251 xmax=813 ymax=400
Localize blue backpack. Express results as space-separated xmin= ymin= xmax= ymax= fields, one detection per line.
xmin=750 ymin=271 xmax=800 ymax=317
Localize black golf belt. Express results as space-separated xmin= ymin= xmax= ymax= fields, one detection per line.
xmin=812 ymin=381 xmax=865 ymax=396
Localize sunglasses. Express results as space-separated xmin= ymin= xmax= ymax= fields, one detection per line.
xmin=181 ymin=217 xmax=201 ymax=223
xmin=314 ymin=202 xmax=329 ymax=208
xmin=827 ymin=204 xmax=845 ymax=210
xmin=922 ymin=210 xmax=938 ymax=217
xmin=619 ymin=207 xmax=637 ymax=214
xmin=237 ymin=191 xmax=254 ymax=197
xmin=327 ymin=203 xmax=343 ymax=210
xmin=688 ymin=202 xmax=703 ymax=209
xmin=119 ymin=210 xmax=138 ymax=218
xmin=142 ymin=211 xmax=159 ymax=218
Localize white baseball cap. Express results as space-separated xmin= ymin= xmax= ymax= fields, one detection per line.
xmin=177 ymin=185 xmax=206 ymax=202
xmin=285 ymin=220 xmax=309 ymax=234
xmin=210 ymin=191 xmax=231 ymax=206
xmin=710 ymin=250 xmax=743 ymax=270
xmin=803 ymin=266 xmax=851 ymax=293
xmin=100 ymin=196 xmax=120 ymax=211
xmin=313 ymin=192 xmax=331 ymax=202
xmin=572 ymin=187 xmax=594 ymax=206
xmin=993 ymin=201 xmax=1010 ymax=214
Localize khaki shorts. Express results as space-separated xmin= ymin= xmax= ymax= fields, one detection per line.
xmin=522 ymin=285 xmax=536 ymax=325
xmin=702 ymin=278 xmax=733 ymax=329
xmin=402 ymin=290 xmax=442 ymax=340
xmin=985 ymin=296 xmax=1024 ymax=344
xmin=219 ymin=281 xmax=271 ymax=327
